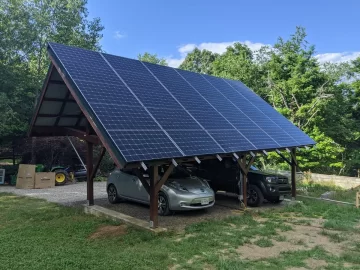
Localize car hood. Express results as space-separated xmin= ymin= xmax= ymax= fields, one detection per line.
xmin=165 ymin=177 xmax=212 ymax=194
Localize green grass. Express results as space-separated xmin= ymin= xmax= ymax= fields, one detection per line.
xmin=254 ymin=237 xmax=273 ymax=247
xmin=298 ymin=180 xmax=359 ymax=203
xmin=0 ymin=192 xmax=360 ymax=270
xmin=320 ymin=230 xmax=347 ymax=243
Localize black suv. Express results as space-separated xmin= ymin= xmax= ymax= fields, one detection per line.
xmin=193 ymin=158 xmax=291 ymax=206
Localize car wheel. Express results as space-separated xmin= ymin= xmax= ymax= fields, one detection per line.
xmin=158 ymin=192 xmax=170 ymax=216
xmin=247 ymin=185 xmax=264 ymax=207
xmin=269 ymin=197 xmax=283 ymax=204
xmin=107 ymin=184 xmax=121 ymax=204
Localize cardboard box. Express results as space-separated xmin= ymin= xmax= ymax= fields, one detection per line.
xmin=35 ymin=172 xmax=55 ymax=189
xmin=16 ymin=164 xmax=36 ymax=189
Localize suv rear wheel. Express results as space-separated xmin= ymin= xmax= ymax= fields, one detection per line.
xmin=247 ymin=185 xmax=264 ymax=207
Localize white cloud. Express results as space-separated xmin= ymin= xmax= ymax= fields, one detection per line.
xmin=113 ymin=31 xmax=126 ymax=40
xmin=315 ymin=52 xmax=360 ymax=64
xmin=165 ymin=40 xmax=360 ymax=68
xmin=166 ymin=40 xmax=268 ymax=68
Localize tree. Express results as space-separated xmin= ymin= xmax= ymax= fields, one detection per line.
xmin=138 ymin=52 xmax=168 ymax=66
xmin=179 ymin=48 xmax=218 ymax=74
xmin=212 ymin=43 xmax=265 ymax=92
xmin=0 ymin=0 xmax=104 ymax=141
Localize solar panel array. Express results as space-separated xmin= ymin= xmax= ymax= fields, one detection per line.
xmin=48 ymin=43 xmax=314 ymax=163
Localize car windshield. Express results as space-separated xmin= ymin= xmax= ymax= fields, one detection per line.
xmin=250 ymin=165 xmax=259 ymax=171
xmin=170 ymin=165 xmax=191 ymax=178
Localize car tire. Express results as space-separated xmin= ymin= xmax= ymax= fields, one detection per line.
xmin=158 ymin=192 xmax=170 ymax=216
xmin=247 ymin=185 xmax=264 ymax=207
xmin=107 ymin=184 xmax=121 ymax=204
xmin=269 ymin=197 xmax=283 ymax=204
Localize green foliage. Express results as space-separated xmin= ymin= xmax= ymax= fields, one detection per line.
xmin=0 ymin=0 xmax=103 ymax=142
xmin=179 ymin=48 xmax=219 ymax=74
xmin=138 ymin=52 xmax=168 ymax=66
xmin=179 ymin=27 xmax=360 ymax=175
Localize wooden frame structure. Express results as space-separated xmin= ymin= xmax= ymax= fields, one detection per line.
xmin=28 ymin=58 xmax=305 ymax=228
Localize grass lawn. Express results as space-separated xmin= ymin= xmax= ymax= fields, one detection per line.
xmin=0 ymin=192 xmax=360 ymax=270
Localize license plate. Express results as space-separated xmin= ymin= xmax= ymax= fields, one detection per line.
xmin=279 ymin=195 xmax=285 ymax=200
xmin=201 ymin=198 xmax=209 ymax=205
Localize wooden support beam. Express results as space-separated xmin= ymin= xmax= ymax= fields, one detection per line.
xmin=86 ymin=140 xmax=94 ymax=206
xmin=291 ymin=148 xmax=297 ymax=199
xmin=155 ymin=164 xmax=175 ymax=193
xmin=149 ymin=165 xmax=159 ymax=228
xmin=37 ymin=114 xmax=80 ymax=118
xmin=49 ymin=80 xmax=66 ymax=85
xmin=89 ymin=147 xmax=106 ymax=182
xmin=135 ymin=170 xmax=150 ymax=194
xmin=42 ymin=97 xmax=77 ymax=102
xmin=356 ymin=192 xmax=360 ymax=209
xmin=276 ymin=151 xmax=292 ymax=166
xmin=237 ymin=154 xmax=256 ymax=208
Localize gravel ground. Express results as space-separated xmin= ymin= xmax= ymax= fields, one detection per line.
xmin=0 ymin=182 xmax=285 ymax=229
xmin=0 ymin=182 xmax=107 ymax=206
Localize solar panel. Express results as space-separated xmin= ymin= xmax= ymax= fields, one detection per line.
xmin=47 ymin=42 xmax=315 ymax=165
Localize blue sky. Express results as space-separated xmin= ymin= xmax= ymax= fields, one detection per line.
xmin=87 ymin=0 xmax=360 ymax=67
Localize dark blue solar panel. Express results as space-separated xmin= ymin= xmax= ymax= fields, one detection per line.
xmin=48 ymin=42 xmax=314 ymax=165
xmin=203 ymin=75 xmax=299 ymax=147
xmin=226 ymin=79 xmax=315 ymax=145
xmin=176 ymin=69 xmax=280 ymax=150
xmin=91 ymin=104 xmax=159 ymax=130
xmin=147 ymin=107 xmax=201 ymax=130
xmin=103 ymin=55 xmax=182 ymax=110
xmin=208 ymin=130 xmax=256 ymax=152
xmin=167 ymin=130 xmax=223 ymax=156
xmin=108 ymin=130 xmax=183 ymax=162
xmin=75 ymin=80 xmax=139 ymax=106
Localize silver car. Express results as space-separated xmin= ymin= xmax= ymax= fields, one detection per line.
xmin=107 ymin=166 xmax=215 ymax=215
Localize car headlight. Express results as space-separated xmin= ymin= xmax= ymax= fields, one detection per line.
xmin=266 ymin=176 xmax=277 ymax=183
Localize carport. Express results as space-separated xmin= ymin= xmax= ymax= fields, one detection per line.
xmin=29 ymin=42 xmax=314 ymax=228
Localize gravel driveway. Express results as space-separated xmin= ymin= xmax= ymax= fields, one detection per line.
xmin=0 ymin=182 xmax=107 ymax=205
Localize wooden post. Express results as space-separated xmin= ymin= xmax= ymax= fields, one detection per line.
xmin=291 ymin=148 xmax=297 ymax=200
xmin=89 ymin=147 xmax=106 ymax=181
xmin=237 ymin=154 xmax=255 ymax=208
xmin=242 ymin=165 xmax=248 ymax=207
xmin=149 ymin=165 xmax=159 ymax=228
xmin=356 ymin=192 xmax=359 ymax=209
xmin=86 ymin=141 xmax=94 ymax=205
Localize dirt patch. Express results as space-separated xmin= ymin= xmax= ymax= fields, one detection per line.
xmin=187 ymin=255 xmax=201 ymax=264
xmin=344 ymin=262 xmax=356 ymax=268
xmin=203 ymin=263 xmax=215 ymax=270
xmin=237 ymin=240 xmax=307 ymax=260
xmin=236 ymin=224 xmax=344 ymax=260
xmin=89 ymin=225 xmax=127 ymax=239
xmin=174 ymin=233 xmax=196 ymax=242
xmin=305 ymin=258 xmax=328 ymax=269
